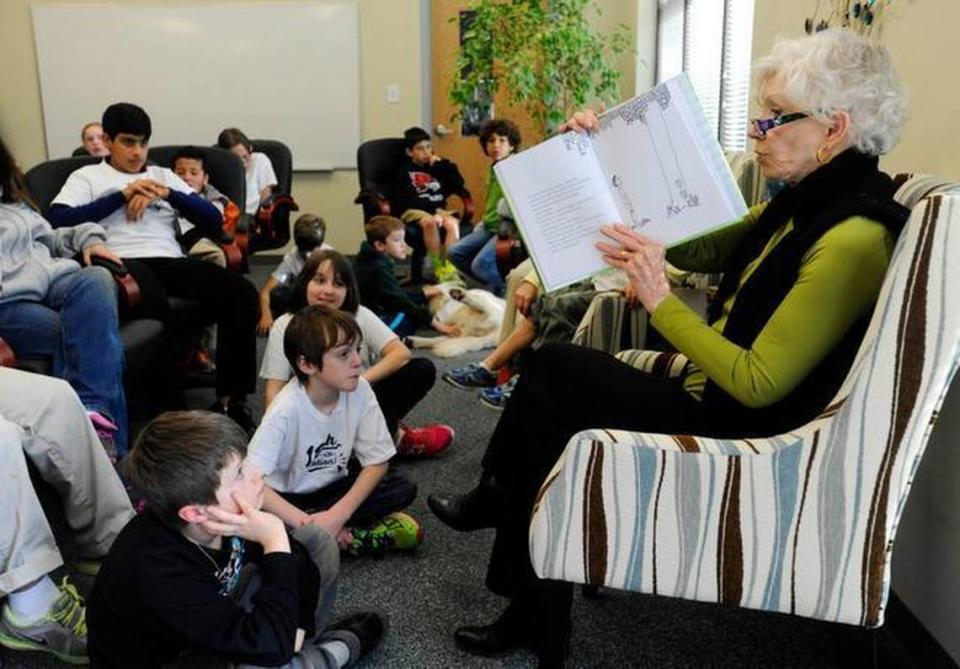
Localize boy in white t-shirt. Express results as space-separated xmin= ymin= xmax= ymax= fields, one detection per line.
xmin=257 ymin=213 xmax=333 ymax=335
xmin=249 ymin=305 xmax=422 ymax=557
xmin=48 ymin=103 xmax=260 ymax=432
xmin=217 ymin=128 xmax=278 ymax=215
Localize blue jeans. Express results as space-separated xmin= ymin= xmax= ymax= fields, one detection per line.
xmin=0 ymin=266 xmax=127 ymax=454
xmin=448 ymin=226 xmax=504 ymax=295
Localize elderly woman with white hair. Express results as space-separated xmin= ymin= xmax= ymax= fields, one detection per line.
xmin=428 ymin=28 xmax=911 ymax=665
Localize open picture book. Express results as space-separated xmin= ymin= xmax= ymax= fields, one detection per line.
xmin=494 ymin=74 xmax=748 ymax=292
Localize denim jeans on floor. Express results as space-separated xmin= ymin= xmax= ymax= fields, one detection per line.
xmin=448 ymin=226 xmax=504 ymax=295
xmin=0 ymin=266 xmax=128 ymax=454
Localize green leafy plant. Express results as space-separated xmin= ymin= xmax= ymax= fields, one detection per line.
xmin=450 ymin=0 xmax=631 ymax=138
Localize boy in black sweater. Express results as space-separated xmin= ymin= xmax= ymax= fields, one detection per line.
xmin=87 ymin=411 xmax=384 ymax=668
xmin=390 ymin=126 xmax=465 ymax=282
xmin=354 ymin=215 xmax=460 ymax=338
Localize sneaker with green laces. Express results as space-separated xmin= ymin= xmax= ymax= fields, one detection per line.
xmin=346 ymin=512 xmax=424 ymax=557
xmin=0 ymin=577 xmax=87 ymax=664
xmin=434 ymin=260 xmax=463 ymax=284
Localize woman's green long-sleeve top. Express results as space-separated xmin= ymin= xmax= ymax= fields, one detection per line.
xmin=652 ymin=203 xmax=895 ymax=408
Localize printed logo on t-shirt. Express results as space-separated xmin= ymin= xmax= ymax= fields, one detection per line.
xmin=408 ymin=171 xmax=443 ymax=203
xmin=304 ymin=434 xmax=348 ymax=474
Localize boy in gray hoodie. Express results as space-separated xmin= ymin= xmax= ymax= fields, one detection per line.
xmin=0 ymin=134 xmax=127 ymax=458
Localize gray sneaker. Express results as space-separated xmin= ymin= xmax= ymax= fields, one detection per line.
xmin=0 ymin=578 xmax=87 ymax=664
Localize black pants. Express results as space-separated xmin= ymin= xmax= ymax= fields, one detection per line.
xmin=370 ymin=357 xmax=436 ymax=436
xmin=480 ymin=342 xmax=755 ymax=598
xmin=281 ymin=468 xmax=417 ymax=527
xmin=125 ymin=257 xmax=259 ymax=398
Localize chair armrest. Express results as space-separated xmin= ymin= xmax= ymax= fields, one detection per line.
xmin=614 ymin=350 xmax=690 ymax=379
xmin=448 ymin=188 xmax=474 ymax=226
xmin=219 ymin=240 xmax=244 ymax=272
xmin=179 ymin=226 xmax=245 ymax=273
xmin=0 ymin=337 xmax=16 ymax=367
xmin=354 ymin=189 xmax=391 ymax=219
xmin=89 ymin=256 xmax=141 ymax=311
xmin=254 ymin=194 xmax=299 ymax=248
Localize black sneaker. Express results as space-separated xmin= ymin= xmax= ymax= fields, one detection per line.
xmin=330 ymin=611 xmax=387 ymax=661
xmin=207 ymin=400 xmax=258 ymax=434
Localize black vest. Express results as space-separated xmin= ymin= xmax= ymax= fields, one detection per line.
xmin=701 ymin=150 xmax=909 ymax=435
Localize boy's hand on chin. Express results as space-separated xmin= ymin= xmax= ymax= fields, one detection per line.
xmin=202 ymin=493 xmax=289 ymax=552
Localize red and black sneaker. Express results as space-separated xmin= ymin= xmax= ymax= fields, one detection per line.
xmin=395 ymin=422 xmax=454 ymax=457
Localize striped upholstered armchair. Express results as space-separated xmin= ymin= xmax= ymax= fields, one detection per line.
xmin=529 ymin=175 xmax=960 ymax=630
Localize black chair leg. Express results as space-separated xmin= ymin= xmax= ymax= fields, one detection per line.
xmin=834 ymin=624 xmax=880 ymax=668
xmin=532 ymin=580 xmax=574 ymax=668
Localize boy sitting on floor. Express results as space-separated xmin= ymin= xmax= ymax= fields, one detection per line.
xmin=353 ymin=215 xmax=457 ymax=338
xmin=87 ymin=410 xmax=385 ymax=668
xmin=249 ymin=305 xmax=423 ymax=557
xmin=258 ymin=213 xmax=332 ymax=335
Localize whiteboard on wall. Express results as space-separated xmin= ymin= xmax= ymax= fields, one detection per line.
xmin=32 ymin=1 xmax=360 ymax=170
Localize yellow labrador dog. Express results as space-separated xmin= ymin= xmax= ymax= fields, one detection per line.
xmin=406 ymin=284 xmax=505 ymax=358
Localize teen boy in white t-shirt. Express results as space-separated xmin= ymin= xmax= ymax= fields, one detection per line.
xmin=249 ymin=305 xmax=422 ymax=557
xmin=48 ymin=103 xmax=260 ymax=432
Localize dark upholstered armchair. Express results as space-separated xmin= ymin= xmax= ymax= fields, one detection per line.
xmin=147 ymin=145 xmax=245 ymax=270
xmin=241 ymin=139 xmax=299 ymax=254
xmin=354 ymin=137 xmax=474 ymax=283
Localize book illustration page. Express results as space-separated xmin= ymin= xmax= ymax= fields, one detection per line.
xmin=495 ymin=132 xmax=620 ymax=291
xmin=593 ymin=75 xmax=746 ymax=247
xmin=602 ymin=83 xmax=701 ymax=222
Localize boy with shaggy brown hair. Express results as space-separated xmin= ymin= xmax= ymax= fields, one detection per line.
xmin=250 ymin=305 xmax=424 ymax=557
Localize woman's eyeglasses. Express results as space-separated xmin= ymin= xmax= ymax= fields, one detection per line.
xmin=751 ymin=112 xmax=809 ymax=138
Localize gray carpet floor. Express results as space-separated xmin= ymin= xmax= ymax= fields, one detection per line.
xmin=1 ymin=262 xmax=906 ymax=668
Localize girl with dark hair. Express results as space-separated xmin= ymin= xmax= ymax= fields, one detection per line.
xmin=259 ymin=250 xmax=453 ymax=456
xmin=0 ymin=134 xmax=129 ymax=458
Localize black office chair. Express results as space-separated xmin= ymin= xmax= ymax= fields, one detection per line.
xmin=148 ymin=145 xmax=246 ymax=209
xmin=354 ymin=137 xmax=474 ymax=283
xmin=23 ymin=154 xmax=239 ymax=390
xmin=16 ymin=160 xmax=168 ymax=413
xmin=148 ymin=145 xmax=245 ymax=270
xmin=251 ymin=139 xmax=293 ymax=195
xmin=240 ymin=139 xmax=297 ymax=254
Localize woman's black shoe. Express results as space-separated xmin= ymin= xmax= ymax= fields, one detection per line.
xmin=427 ymin=481 xmax=502 ymax=532
xmin=454 ymin=621 xmax=527 ymax=656
xmin=453 ymin=598 xmax=533 ymax=657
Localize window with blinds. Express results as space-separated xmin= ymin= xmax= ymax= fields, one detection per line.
xmin=656 ymin=0 xmax=755 ymax=151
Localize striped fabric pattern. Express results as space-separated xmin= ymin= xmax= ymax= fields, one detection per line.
xmin=529 ymin=177 xmax=960 ymax=628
